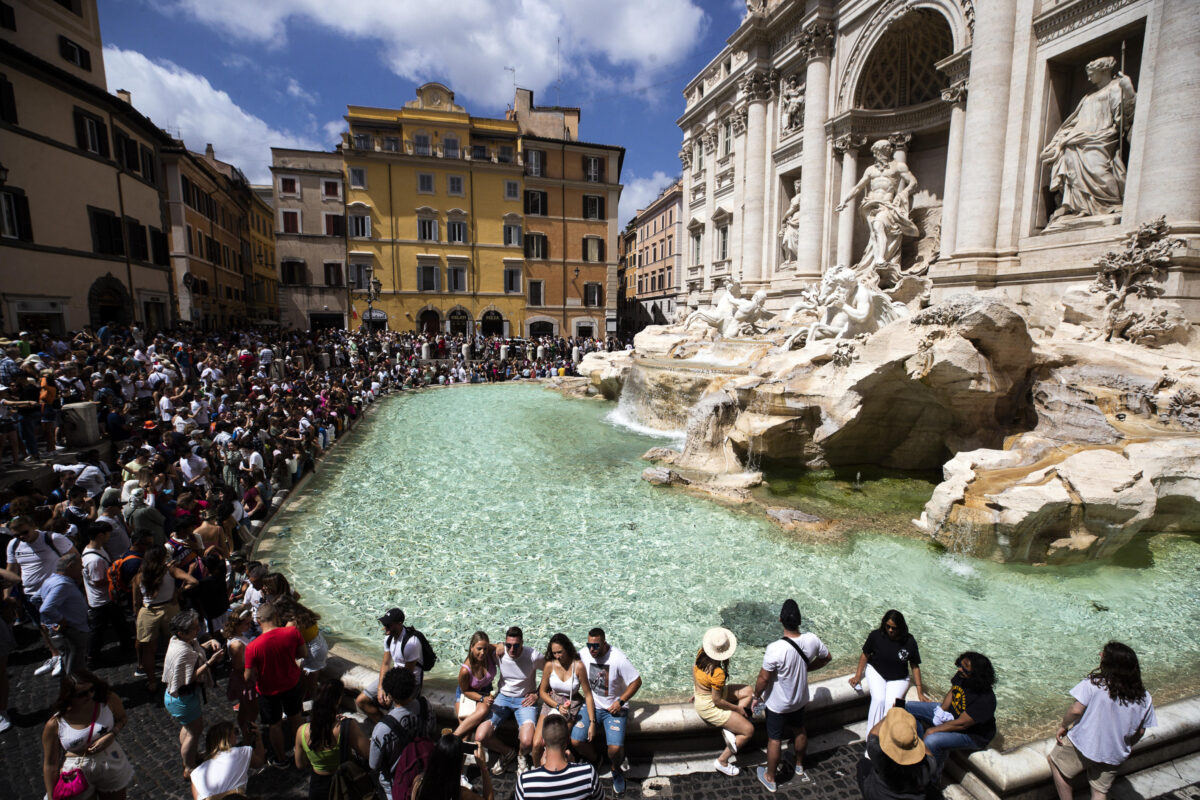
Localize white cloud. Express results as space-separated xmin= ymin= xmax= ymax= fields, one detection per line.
xmin=285 ymin=77 xmax=317 ymax=105
xmin=619 ymin=170 xmax=675 ymax=225
xmin=323 ymin=119 xmax=346 ymax=146
xmin=104 ymin=46 xmax=324 ymax=183
xmin=150 ymin=0 xmax=708 ymax=110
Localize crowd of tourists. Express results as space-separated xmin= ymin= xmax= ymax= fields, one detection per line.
xmin=0 ymin=322 xmax=1159 ymax=800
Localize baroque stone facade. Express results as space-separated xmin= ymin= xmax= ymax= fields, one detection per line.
xmin=678 ymin=0 xmax=1200 ymax=319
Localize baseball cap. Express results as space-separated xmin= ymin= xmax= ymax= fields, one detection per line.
xmin=378 ymin=608 xmax=405 ymax=626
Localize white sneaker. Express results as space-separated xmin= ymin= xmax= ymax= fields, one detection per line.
xmin=722 ymin=728 xmax=738 ymax=754
xmin=491 ymin=750 xmax=516 ymax=776
xmin=714 ymin=758 xmax=740 ymax=777
xmin=51 ymin=656 xmax=64 ymax=676
xmin=34 ymin=656 xmax=59 ymax=676
xmin=619 ymin=757 xmax=631 ymax=773
xmin=0 ymin=713 xmax=11 ymax=734
xmin=517 ymin=753 xmax=530 ymax=775
xmin=460 ymin=774 xmax=473 ymax=790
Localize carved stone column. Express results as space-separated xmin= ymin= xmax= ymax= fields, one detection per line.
xmin=939 ymin=80 xmax=968 ymax=259
xmin=887 ymin=132 xmax=912 ymax=164
xmin=795 ymin=21 xmax=836 ymax=279
xmin=833 ymin=134 xmax=867 ymax=266
xmin=739 ymin=68 xmax=773 ymax=286
xmin=954 ymin=0 xmax=1017 ymax=257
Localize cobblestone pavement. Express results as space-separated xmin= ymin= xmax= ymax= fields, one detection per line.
xmin=1 ymin=625 xmax=1196 ymax=800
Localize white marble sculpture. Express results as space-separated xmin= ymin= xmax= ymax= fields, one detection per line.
xmin=837 ymin=139 xmax=919 ymax=286
xmin=783 ymin=265 xmax=909 ymax=350
xmin=778 ymin=179 xmax=802 ymax=265
xmin=780 ymin=75 xmax=804 ymax=132
xmin=682 ymin=281 xmax=772 ymax=338
xmin=1040 ymin=57 xmax=1135 ymax=230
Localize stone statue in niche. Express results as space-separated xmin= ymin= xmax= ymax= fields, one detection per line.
xmin=682 ymin=281 xmax=773 ymax=338
xmin=1040 ymin=56 xmax=1136 ymax=231
xmin=837 ymin=139 xmax=920 ymax=288
xmin=780 ymin=75 xmax=804 ymax=132
xmin=778 ymin=179 xmax=802 ymax=265
xmin=782 ymin=265 xmax=909 ymax=350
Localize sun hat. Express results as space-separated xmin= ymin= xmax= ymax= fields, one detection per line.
xmin=878 ymin=707 xmax=928 ymax=765
xmin=702 ymin=627 xmax=738 ymax=661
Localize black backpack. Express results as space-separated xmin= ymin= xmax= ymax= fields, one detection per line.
xmin=329 ymin=720 xmax=376 ymax=800
xmin=389 ymin=627 xmax=437 ymax=672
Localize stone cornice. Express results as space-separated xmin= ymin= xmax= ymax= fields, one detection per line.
xmin=935 ymin=48 xmax=972 ymax=85
xmin=825 ymin=99 xmax=952 ymax=141
xmin=1033 ymin=0 xmax=1138 ymax=44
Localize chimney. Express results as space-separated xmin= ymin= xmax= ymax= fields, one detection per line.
xmin=116 ymin=89 xmax=131 ymax=104
xmin=205 ymin=143 xmax=215 ymax=161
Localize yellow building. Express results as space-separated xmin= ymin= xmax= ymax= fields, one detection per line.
xmin=339 ymin=83 xmax=526 ymax=335
xmin=247 ymin=187 xmax=278 ymax=324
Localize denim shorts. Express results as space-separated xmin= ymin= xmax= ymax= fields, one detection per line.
xmin=489 ymin=692 xmax=538 ymax=728
xmin=577 ymin=706 xmax=627 ymax=747
xmin=164 ymin=688 xmax=203 ymax=725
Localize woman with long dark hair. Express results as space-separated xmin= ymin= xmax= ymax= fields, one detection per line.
xmin=41 ymin=671 xmax=134 ymax=800
xmin=532 ymin=632 xmax=596 ymax=766
xmin=131 ymin=544 xmax=196 ymax=685
xmin=1048 ymin=642 xmax=1157 ymax=800
xmin=294 ymin=677 xmax=370 ymax=799
xmin=412 ymin=733 xmax=494 ymax=800
xmin=904 ymin=651 xmax=998 ymax=774
xmin=849 ymin=609 xmax=931 ymax=731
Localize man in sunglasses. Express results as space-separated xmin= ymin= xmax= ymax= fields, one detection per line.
xmin=574 ymin=627 xmax=641 ymax=796
xmin=477 ymin=626 xmax=544 ymax=776
xmin=5 ymin=514 xmax=77 ymax=676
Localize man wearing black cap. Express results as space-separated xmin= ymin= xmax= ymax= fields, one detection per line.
xmin=355 ymin=607 xmax=424 ymax=723
xmin=754 ymin=599 xmax=831 ymax=793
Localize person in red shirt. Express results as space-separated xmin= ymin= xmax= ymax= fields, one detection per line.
xmin=244 ymin=601 xmax=306 ymax=766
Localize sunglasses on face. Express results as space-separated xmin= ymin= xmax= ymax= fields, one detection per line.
xmin=505 ymin=642 xmax=521 ymax=650
xmin=586 ymin=643 xmax=602 ymax=651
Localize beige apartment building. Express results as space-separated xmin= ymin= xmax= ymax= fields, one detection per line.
xmin=271 ymin=148 xmax=348 ymax=330
xmin=1 ymin=0 xmax=175 ymax=333
xmin=628 ymin=179 xmax=682 ymax=332
xmin=247 ymin=187 xmax=278 ymax=324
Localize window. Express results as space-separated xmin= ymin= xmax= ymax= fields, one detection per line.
xmin=505 ymin=181 xmax=519 ymax=201
xmin=418 ymin=218 xmax=438 ymax=242
xmin=186 ymin=224 xmax=194 ymax=254
xmin=584 ymin=283 xmax=602 ymax=307
xmin=281 ymin=210 xmax=299 ymax=234
xmin=666 ymin=268 xmax=672 ymax=289
xmin=0 ymin=190 xmax=32 ymax=241
xmin=583 ymin=195 xmax=605 ymax=220
xmin=448 ymin=175 xmax=464 ymax=196
xmin=350 ymin=214 xmax=371 ymax=238
xmin=447 ymin=220 xmax=467 ymax=244
xmin=353 ymin=133 xmax=371 ymax=150
xmin=472 ymin=144 xmax=488 ymax=160
xmin=524 ymin=190 xmax=548 ymax=216
xmin=504 ymin=267 xmax=521 ymax=293
xmin=417 ymin=265 xmax=439 ymax=292
xmin=722 ymin=119 xmax=732 ymax=157
xmin=528 ymin=281 xmax=544 ymax=307
xmin=0 ymin=72 xmax=16 ymax=124
xmin=279 ymin=176 xmax=298 ymax=195
xmin=281 ymin=260 xmax=305 ymax=285
xmin=526 ymin=149 xmax=544 ymax=177
xmin=1 ymin=3 xmax=16 ymax=31
xmin=503 ymin=223 xmax=522 ymax=247
xmin=691 ymin=231 xmax=702 ymax=265
xmin=323 ymin=180 xmax=341 ymax=198
xmin=125 ymin=219 xmax=148 ymax=261
xmin=88 ymin=208 xmax=124 ymax=255
xmin=114 ymin=130 xmax=139 ymax=173
xmin=417 ymin=173 xmax=434 ymax=194
xmin=637 ymin=275 xmax=643 ymax=294
xmin=350 ymin=263 xmax=371 ymax=290
xmin=524 ymin=233 xmax=547 ymax=259
xmin=666 ymin=235 xmax=673 ymax=256
xmin=447 ymin=266 xmax=466 ymax=292
xmin=382 ymin=136 xmax=400 ymax=152
xmin=324 ymin=213 xmax=345 ymax=236
xmin=584 ymin=156 xmax=603 ymax=182
xmin=140 ymin=146 xmax=157 ymax=186
xmin=498 ymin=145 xmax=513 ymax=164
xmin=151 ymin=229 xmax=168 ymax=265
xmin=582 ymin=237 xmax=605 ymax=262
xmin=58 ymin=36 xmax=91 ymax=70
xmin=413 ymin=134 xmax=431 ymax=156
xmin=349 ymin=167 xmax=366 ymax=189
xmin=717 ymin=224 xmax=729 ymax=261
xmin=73 ymin=110 xmax=107 ymax=156
xmin=443 ymin=137 xmax=459 ymax=159
xmin=324 ymin=262 xmax=344 ymax=287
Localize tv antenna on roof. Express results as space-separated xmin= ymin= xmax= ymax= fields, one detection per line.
xmin=504 ymin=66 xmax=516 ymax=91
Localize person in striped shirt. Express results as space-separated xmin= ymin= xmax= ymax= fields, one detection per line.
xmin=515 ymin=716 xmax=602 ymax=800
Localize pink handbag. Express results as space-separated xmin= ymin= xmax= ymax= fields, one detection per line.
xmin=52 ymin=703 xmax=99 ymax=799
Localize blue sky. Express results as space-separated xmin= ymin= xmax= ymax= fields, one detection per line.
xmin=98 ymin=0 xmax=749 ymax=222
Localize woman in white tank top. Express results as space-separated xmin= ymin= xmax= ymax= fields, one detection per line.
xmin=533 ymin=633 xmax=596 ymax=767
xmin=40 ymin=671 xmax=134 ymax=799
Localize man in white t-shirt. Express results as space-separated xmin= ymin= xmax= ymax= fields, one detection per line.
xmin=6 ymin=515 xmax=78 ymax=675
xmin=575 ymin=627 xmax=641 ymax=796
xmin=355 ymin=607 xmax=425 ymax=723
xmin=80 ymin=521 xmax=133 ymax=668
xmin=1048 ymin=642 xmax=1157 ymax=800
xmin=754 ymin=599 xmax=831 ymax=793
xmin=190 ymin=720 xmax=266 ymax=798
xmin=477 ymin=625 xmax=545 ymax=777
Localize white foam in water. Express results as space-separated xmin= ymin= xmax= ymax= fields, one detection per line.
xmin=941 ymin=555 xmax=979 ymax=579
xmin=685 ymin=346 xmax=747 ymax=367
xmin=604 ymin=404 xmax=686 ymax=447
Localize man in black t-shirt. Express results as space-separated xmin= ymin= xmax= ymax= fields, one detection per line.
xmin=903 ymin=651 xmax=997 ymax=774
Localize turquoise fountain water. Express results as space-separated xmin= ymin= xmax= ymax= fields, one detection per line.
xmin=273 ymin=384 xmax=1200 ymax=738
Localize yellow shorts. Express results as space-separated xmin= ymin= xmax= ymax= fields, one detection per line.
xmin=694 ymin=687 xmax=732 ymax=728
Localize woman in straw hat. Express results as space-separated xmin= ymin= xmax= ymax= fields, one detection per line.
xmin=856 ymin=706 xmax=937 ymax=800
xmin=692 ymin=626 xmax=755 ymax=777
